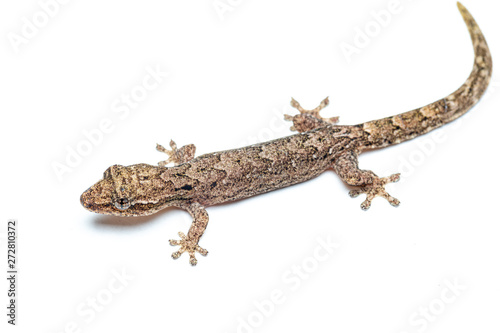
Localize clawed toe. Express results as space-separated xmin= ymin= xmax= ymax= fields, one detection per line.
xmin=349 ymin=189 xmax=363 ymax=198
xmin=157 ymin=140 xmax=178 ymax=166
xmin=172 ymin=251 xmax=182 ymax=259
xmin=169 ymin=231 xmax=208 ymax=266
xmin=350 ymin=173 xmax=401 ymax=210
xmin=388 ymin=196 xmax=400 ymax=207
xmin=360 ymin=198 xmax=372 ymax=211
xmin=196 ymin=245 xmax=208 ymax=256
xmin=157 ymin=140 xmax=196 ymax=166
xmin=284 ymin=97 xmax=339 ymax=133
xmin=384 ymin=173 xmax=401 ymax=183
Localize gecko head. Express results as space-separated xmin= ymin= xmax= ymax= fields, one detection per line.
xmin=80 ymin=164 xmax=184 ymax=217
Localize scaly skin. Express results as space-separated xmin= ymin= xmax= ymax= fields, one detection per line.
xmin=81 ymin=3 xmax=492 ymax=265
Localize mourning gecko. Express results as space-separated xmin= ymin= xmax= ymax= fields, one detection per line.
xmin=81 ymin=3 xmax=492 ymax=265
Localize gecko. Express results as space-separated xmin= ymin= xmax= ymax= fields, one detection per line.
xmin=81 ymin=3 xmax=492 ymax=265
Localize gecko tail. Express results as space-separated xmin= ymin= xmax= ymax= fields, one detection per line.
xmin=360 ymin=2 xmax=492 ymax=149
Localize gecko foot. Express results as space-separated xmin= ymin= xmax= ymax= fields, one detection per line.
xmin=284 ymin=97 xmax=339 ymax=133
xmin=349 ymin=173 xmax=401 ymax=210
xmin=157 ymin=140 xmax=196 ymax=166
xmin=169 ymin=232 xmax=208 ymax=266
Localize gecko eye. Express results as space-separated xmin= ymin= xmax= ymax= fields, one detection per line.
xmin=114 ymin=198 xmax=130 ymax=210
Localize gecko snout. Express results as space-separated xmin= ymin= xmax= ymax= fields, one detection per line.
xmin=80 ymin=178 xmax=116 ymax=214
xmin=80 ymin=188 xmax=93 ymax=211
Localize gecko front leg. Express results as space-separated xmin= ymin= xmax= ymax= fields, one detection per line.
xmin=284 ymin=97 xmax=339 ymax=133
xmin=156 ymin=140 xmax=196 ymax=166
xmin=169 ymin=202 xmax=209 ymax=266
xmin=334 ymin=150 xmax=400 ymax=210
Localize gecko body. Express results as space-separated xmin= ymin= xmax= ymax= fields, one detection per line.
xmin=81 ymin=3 xmax=492 ymax=265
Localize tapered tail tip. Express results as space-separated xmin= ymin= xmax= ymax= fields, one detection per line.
xmin=457 ymin=2 xmax=468 ymax=15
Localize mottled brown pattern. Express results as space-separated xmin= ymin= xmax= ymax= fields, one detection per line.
xmin=81 ymin=3 xmax=492 ymax=265
xmin=360 ymin=3 xmax=492 ymax=149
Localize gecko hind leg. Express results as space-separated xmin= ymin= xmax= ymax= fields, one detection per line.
xmin=156 ymin=140 xmax=196 ymax=166
xmin=284 ymin=97 xmax=339 ymax=133
xmin=334 ymin=150 xmax=400 ymax=210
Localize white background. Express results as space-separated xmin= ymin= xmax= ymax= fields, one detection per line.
xmin=1 ymin=0 xmax=499 ymax=332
